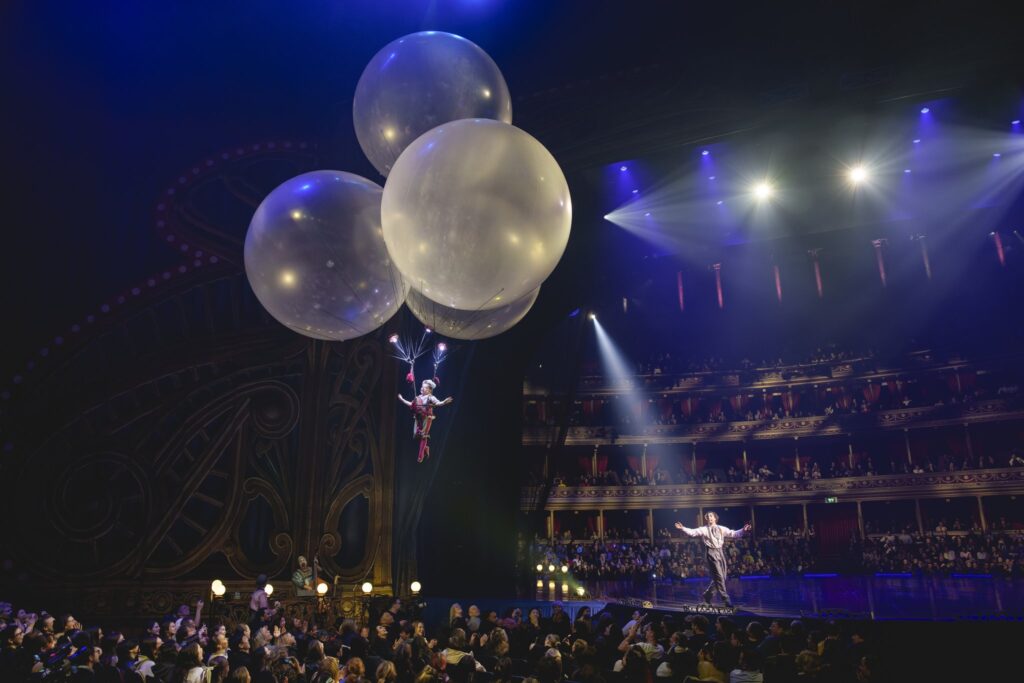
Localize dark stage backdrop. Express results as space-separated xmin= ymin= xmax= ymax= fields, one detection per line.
xmin=0 ymin=143 xmax=533 ymax=617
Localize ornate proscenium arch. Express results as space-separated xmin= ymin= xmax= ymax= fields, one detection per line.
xmin=0 ymin=143 xmax=399 ymax=619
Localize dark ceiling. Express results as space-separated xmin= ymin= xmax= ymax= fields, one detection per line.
xmin=2 ymin=0 xmax=1022 ymax=374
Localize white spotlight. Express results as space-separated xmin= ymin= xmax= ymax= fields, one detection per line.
xmin=847 ymin=165 xmax=870 ymax=185
xmin=753 ymin=181 xmax=775 ymax=201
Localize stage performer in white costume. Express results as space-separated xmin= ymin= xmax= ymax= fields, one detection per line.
xmin=675 ymin=512 xmax=751 ymax=608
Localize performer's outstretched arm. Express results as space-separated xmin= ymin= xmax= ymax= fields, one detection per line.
xmin=397 ymin=393 xmax=413 ymax=407
xmin=721 ymin=523 xmax=753 ymax=539
xmin=674 ymin=522 xmax=708 ymax=538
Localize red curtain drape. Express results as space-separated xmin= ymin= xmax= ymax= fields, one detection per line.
xmin=834 ymin=388 xmax=851 ymax=409
xmin=679 ymin=397 xmax=695 ymax=417
xmin=730 ymin=394 xmax=750 ymax=412
xmin=578 ymin=456 xmax=592 ymax=475
xmin=659 ymin=399 xmax=672 ymax=420
xmin=627 ymin=455 xmax=642 ymax=472
xmin=782 ymin=391 xmax=800 ymax=412
xmin=597 ymin=455 xmax=609 ymax=472
xmin=890 ymin=380 xmax=905 ymax=399
xmin=708 ymin=400 xmax=723 ymax=418
xmin=647 ymin=455 xmax=660 ymax=473
xmin=862 ymin=384 xmax=881 ymax=403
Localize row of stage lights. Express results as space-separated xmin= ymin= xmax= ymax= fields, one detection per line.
xmin=207 ymin=578 xmax=423 ymax=597
xmin=619 ymin=161 xmax=934 ymax=206
xmin=535 ymin=562 xmax=587 ymax=597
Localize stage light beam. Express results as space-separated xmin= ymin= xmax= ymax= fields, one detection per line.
xmin=847 ymin=165 xmax=870 ymax=186
xmin=753 ymin=181 xmax=775 ymax=201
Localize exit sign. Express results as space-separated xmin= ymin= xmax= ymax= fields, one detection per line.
xmin=825 ymin=496 xmax=838 ymax=504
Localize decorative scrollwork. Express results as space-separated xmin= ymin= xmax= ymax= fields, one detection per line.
xmin=0 ymin=146 xmax=398 ymax=609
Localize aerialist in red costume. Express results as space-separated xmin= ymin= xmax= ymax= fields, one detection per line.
xmin=398 ymin=379 xmax=454 ymax=462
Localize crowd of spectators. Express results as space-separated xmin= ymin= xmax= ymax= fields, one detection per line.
xmin=558 ymin=381 xmax=991 ymax=430
xmin=0 ymin=587 xmax=357 ymax=682
xmin=856 ymin=529 xmax=1024 ymax=576
xmin=636 ymin=345 xmax=875 ymax=377
xmin=0 ymin=595 xmax=882 ymax=683
xmin=528 ymin=531 xmax=818 ymax=581
xmin=547 ymin=446 xmax=1024 ymax=491
xmin=528 ymin=526 xmax=1024 ymax=579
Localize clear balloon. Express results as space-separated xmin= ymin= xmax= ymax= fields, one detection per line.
xmin=244 ymin=171 xmax=408 ymax=341
xmin=406 ymin=286 xmax=540 ymax=341
xmin=382 ymin=119 xmax=572 ymax=311
xmin=353 ymin=31 xmax=512 ymax=177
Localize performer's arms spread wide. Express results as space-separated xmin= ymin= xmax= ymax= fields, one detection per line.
xmin=397 ymin=394 xmax=412 ymax=406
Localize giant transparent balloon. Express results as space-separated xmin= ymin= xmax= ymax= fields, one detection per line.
xmin=244 ymin=171 xmax=408 ymax=341
xmin=382 ymin=119 xmax=572 ymax=311
xmin=406 ymin=286 xmax=540 ymax=341
xmin=353 ymin=31 xmax=512 ymax=177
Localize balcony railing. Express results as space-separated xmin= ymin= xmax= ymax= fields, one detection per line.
xmin=525 ymin=467 xmax=1024 ymax=509
xmin=522 ymin=399 xmax=1021 ymax=445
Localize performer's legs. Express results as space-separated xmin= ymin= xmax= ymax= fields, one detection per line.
xmin=705 ymin=548 xmax=731 ymax=605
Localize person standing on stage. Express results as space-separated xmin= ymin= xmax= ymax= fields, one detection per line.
xmin=675 ymin=512 xmax=752 ymax=607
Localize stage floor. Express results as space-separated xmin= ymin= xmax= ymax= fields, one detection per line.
xmin=584 ymin=576 xmax=1024 ymax=620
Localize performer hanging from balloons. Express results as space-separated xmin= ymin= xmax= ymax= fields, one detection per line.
xmin=398 ymin=379 xmax=453 ymax=462
xmin=675 ymin=512 xmax=752 ymax=608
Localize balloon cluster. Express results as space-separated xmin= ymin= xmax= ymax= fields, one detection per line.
xmin=245 ymin=31 xmax=571 ymax=341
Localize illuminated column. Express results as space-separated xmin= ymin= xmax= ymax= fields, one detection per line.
xmin=691 ymin=442 xmax=697 ymax=478
xmin=592 ymin=446 xmax=598 ymax=477
xmin=750 ymin=505 xmax=756 ymax=534
xmin=647 ymin=509 xmax=655 ymax=542
xmin=904 ymin=429 xmax=913 ymax=464
xmin=794 ymin=437 xmax=801 ymax=472
xmin=914 ymin=499 xmax=924 ymax=535
xmin=802 ymin=503 xmax=809 ymax=534
xmin=856 ymin=501 xmax=865 ymax=539
xmin=712 ymin=263 xmax=724 ymax=309
xmin=912 ymin=234 xmax=932 ymax=280
xmin=677 ymin=270 xmax=685 ymax=312
xmin=773 ymin=263 xmax=783 ymax=303
xmin=742 ymin=447 xmax=749 ymax=475
xmin=598 ymin=509 xmax=605 ymax=538
xmin=809 ymin=249 xmax=824 ymax=299
xmin=872 ymin=239 xmax=888 ymax=287
xmin=964 ymin=424 xmax=974 ymax=461
xmin=977 ymin=496 xmax=987 ymax=532
xmin=641 ymin=443 xmax=648 ymax=479
xmin=548 ymin=510 xmax=555 ymax=541
xmin=848 ymin=441 xmax=854 ymax=470
xmin=991 ymin=232 xmax=1006 ymax=267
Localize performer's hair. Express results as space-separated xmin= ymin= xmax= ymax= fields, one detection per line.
xmin=422 ymin=379 xmax=436 ymax=390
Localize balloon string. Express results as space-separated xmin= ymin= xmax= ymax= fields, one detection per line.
xmin=305 ymin=222 xmax=377 ymax=318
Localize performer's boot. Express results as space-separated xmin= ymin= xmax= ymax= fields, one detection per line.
xmin=702 ymin=590 xmax=713 ymax=605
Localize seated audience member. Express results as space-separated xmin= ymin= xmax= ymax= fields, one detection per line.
xmin=729 ymin=649 xmax=763 ymax=683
